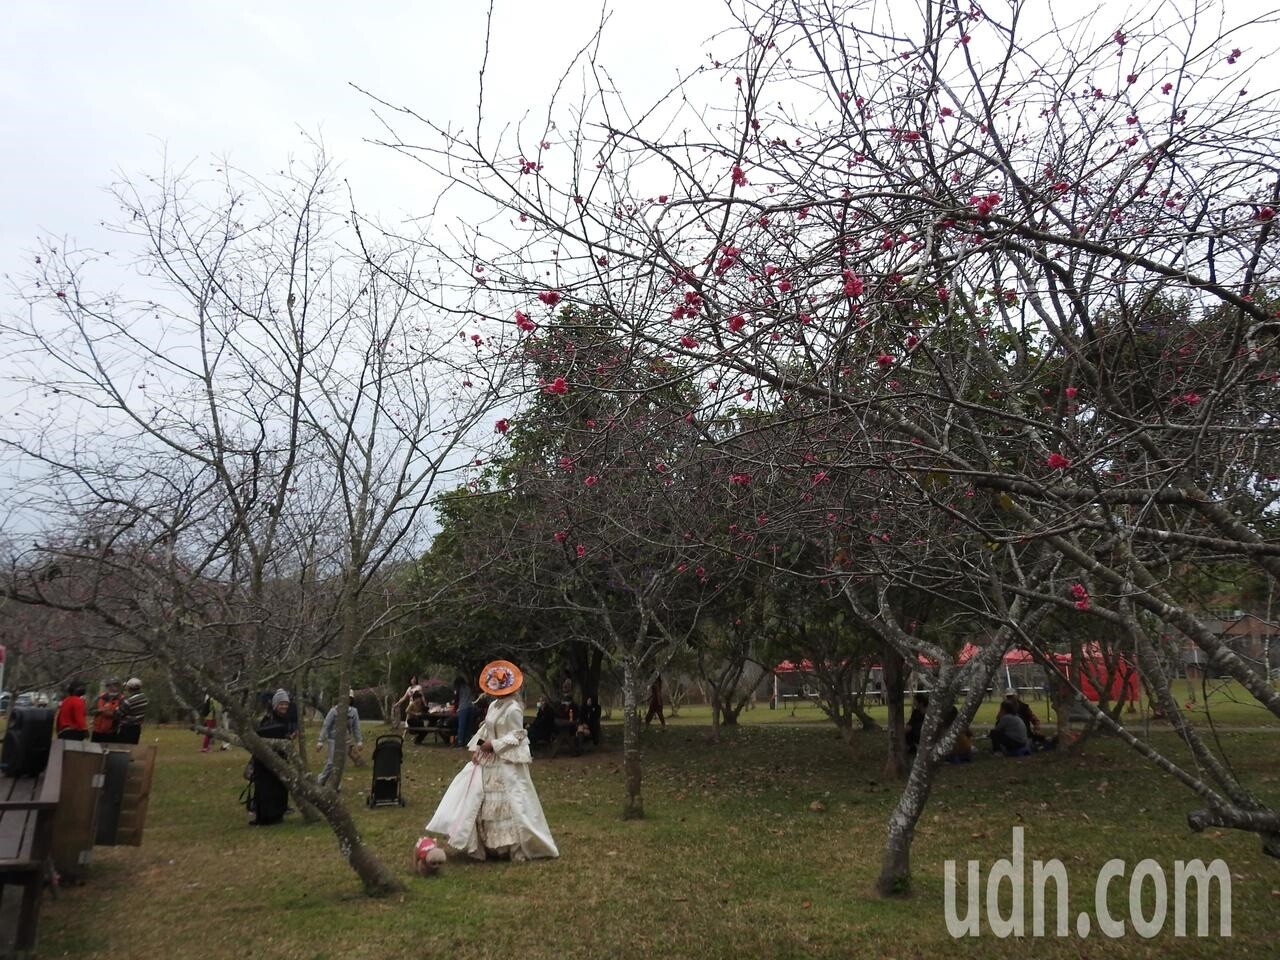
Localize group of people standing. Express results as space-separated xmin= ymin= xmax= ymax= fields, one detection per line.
xmin=53 ymin=676 xmax=148 ymax=743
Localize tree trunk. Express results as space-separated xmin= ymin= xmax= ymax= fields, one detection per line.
xmin=852 ymin=699 xmax=879 ymax=731
xmin=882 ymin=646 xmax=908 ymax=780
xmin=328 ymin=581 xmax=359 ymax=788
xmin=298 ymin=777 xmax=402 ymax=896
xmin=621 ymin=659 xmax=644 ymax=819
xmin=586 ymin=647 xmax=604 ymax=703
xmin=708 ymin=684 xmax=722 ymax=742
xmin=877 ymin=744 xmax=940 ymax=896
xmin=239 ymin=725 xmax=402 ymax=896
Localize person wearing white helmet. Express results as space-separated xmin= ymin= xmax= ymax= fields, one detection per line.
xmin=115 ymin=678 xmax=149 ymax=744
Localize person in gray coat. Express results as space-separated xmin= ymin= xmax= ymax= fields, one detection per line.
xmin=316 ymin=690 xmax=363 ymax=787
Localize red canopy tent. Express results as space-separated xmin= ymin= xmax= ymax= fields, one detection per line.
xmin=1054 ymin=644 xmax=1140 ymax=702
xmin=774 ymin=643 xmax=1140 ymax=703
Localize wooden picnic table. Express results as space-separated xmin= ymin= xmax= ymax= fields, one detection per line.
xmin=407 ymin=713 xmax=458 ymax=745
xmin=0 ymin=738 xmax=64 ymax=957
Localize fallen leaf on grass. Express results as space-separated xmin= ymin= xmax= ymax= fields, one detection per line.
xmin=801 ymin=900 xmax=812 ymax=909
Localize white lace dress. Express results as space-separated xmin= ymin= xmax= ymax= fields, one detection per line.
xmin=425 ymin=696 xmax=559 ymax=861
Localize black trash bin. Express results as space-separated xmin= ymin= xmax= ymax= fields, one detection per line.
xmin=0 ymin=707 xmax=55 ymax=778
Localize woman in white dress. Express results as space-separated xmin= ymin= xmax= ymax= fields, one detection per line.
xmin=425 ymin=660 xmax=559 ymax=861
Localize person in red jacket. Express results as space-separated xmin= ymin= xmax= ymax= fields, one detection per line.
xmin=55 ymin=680 xmax=89 ymax=740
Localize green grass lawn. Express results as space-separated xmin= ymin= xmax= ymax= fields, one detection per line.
xmin=40 ymin=715 xmax=1280 ymax=960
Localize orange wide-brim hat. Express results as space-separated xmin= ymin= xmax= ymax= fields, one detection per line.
xmin=478 ymin=660 xmax=524 ymax=697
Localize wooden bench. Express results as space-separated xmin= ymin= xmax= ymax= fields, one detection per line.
xmin=0 ymin=738 xmax=64 ymax=957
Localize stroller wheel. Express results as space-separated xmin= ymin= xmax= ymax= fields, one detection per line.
xmin=366 ymin=795 xmax=374 ymax=808
xmin=399 ymin=797 xmax=406 ymax=807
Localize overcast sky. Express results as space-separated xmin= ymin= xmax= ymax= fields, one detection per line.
xmin=0 ymin=0 xmax=729 ymax=276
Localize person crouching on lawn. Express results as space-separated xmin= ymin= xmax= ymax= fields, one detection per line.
xmin=425 ymin=660 xmax=558 ymax=861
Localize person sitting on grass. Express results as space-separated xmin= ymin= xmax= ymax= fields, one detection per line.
xmin=1004 ymin=690 xmax=1047 ymax=748
xmin=528 ymin=697 xmax=558 ymax=747
xmin=989 ymin=700 xmax=1030 ymax=755
xmin=942 ymin=704 xmax=973 ymax=763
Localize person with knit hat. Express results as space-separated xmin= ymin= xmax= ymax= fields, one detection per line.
xmin=258 ymin=689 xmax=298 ymax=740
xmin=425 ymin=660 xmax=558 ymax=861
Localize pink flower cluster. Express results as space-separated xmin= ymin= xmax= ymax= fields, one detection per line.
xmin=842 ymin=269 xmax=864 ymax=298
xmin=970 ymin=192 xmax=1002 ymax=216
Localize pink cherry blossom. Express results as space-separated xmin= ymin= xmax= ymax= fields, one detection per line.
xmin=538 ymin=290 xmax=562 ymax=307
xmin=1047 ymin=452 xmax=1071 ymax=470
xmin=495 ymin=419 xmax=509 ymax=434
xmin=545 ymin=376 xmax=569 ymax=395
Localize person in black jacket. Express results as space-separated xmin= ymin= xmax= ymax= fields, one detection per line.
xmin=248 ymin=689 xmax=295 ymax=825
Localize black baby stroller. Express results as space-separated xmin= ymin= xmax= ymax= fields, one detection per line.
xmin=366 ymin=733 xmax=406 ymax=807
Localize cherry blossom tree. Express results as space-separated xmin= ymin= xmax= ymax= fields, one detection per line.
xmin=370 ymin=0 xmax=1280 ymax=887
